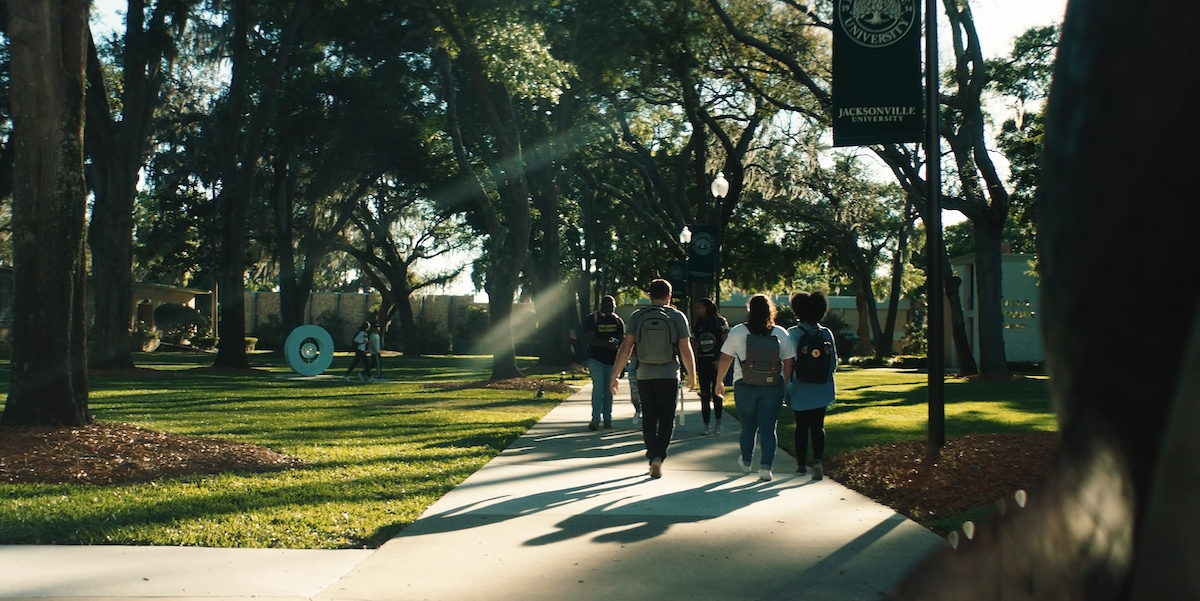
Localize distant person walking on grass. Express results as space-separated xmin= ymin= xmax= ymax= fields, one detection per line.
xmin=610 ymin=279 xmax=696 ymax=480
xmin=342 ymin=321 xmax=372 ymax=382
xmin=691 ymin=298 xmax=729 ymax=435
xmin=584 ymin=295 xmax=625 ymax=430
xmin=787 ymin=291 xmax=837 ymax=480
xmin=368 ymin=323 xmax=384 ymax=381
xmin=716 ymin=294 xmax=794 ymax=482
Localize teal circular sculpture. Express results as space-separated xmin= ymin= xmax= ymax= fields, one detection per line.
xmin=285 ymin=325 xmax=335 ymax=376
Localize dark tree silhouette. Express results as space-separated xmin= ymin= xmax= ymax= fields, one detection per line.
xmin=1 ymin=0 xmax=91 ymax=427
xmin=888 ymin=1 xmax=1200 ymax=598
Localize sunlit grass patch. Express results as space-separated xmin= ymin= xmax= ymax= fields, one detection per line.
xmin=0 ymin=353 xmax=567 ymax=548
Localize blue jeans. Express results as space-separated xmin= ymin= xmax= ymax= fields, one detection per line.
xmin=627 ymin=364 xmax=641 ymax=411
xmin=734 ymin=379 xmax=786 ymax=468
xmin=588 ymin=359 xmax=615 ymax=421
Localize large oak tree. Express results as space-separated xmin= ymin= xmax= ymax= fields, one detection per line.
xmin=0 ymin=0 xmax=90 ymax=427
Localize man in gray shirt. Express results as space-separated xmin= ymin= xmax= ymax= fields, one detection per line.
xmin=610 ymin=279 xmax=696 ymax=479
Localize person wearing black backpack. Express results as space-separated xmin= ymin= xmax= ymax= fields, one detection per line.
xmin=715 ymin=294 xmax=795 ymax=482
xmin=609 ymin=279 xmax=696 ymax=480
xmin=583 ymin=295 xmax=625 ymax=431
xmin=786 ymin=291 xmax=838 ymax=480
xmin=691 ymin=298 xmax=729 ymax=435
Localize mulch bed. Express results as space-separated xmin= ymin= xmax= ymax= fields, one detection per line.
xmin=426 ymin=377 xmax=575 ymax=394
xmin=0 ymin=422 xmax=301 ymax=485
xmin=827 ymin=432 xmax=1059 ymax=528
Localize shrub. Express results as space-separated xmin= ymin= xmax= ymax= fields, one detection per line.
xmin=153 ymin=303 xmax=205 ymax=344
xmin=847 ymin=355 xmax=886 ymax=367
xmin=898 ymin=317 xmax=927 ymax=355
xmin=887 ymin=355 xmax=927 ymax=369
xmin=314 ymin=311 xmax=347 ymax=344
xmin=453 ymin=305 xmax=490 ymax=354
xmin=248 ymin=315 xmax=283 ymax=351
xmin=410 ymin=316 xmax=450 ymax=355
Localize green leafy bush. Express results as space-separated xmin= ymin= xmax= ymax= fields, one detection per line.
xmin=152 ymin=304 xmax=204 ymax=344
xmin=248 ymin=315 xmax=283 ymax=350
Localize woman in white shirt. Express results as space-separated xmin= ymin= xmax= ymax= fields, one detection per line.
xmin=715 ymin=294 xmax=795 ymax=481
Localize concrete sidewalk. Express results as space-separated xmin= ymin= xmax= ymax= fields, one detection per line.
xmin=0 ymin=380 xmax=945 ymax=601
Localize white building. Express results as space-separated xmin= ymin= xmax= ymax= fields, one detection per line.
xmin=949 ymin=252 xmax=1042 ymax=366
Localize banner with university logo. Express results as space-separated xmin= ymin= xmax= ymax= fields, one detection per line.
xmin=832 ymin=0 xmax=924 ymax=146
xmin=684 ymin=225 xmax=718 ymax=282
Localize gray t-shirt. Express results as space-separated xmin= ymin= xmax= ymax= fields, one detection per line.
xmin=626 ymin=304 xmax=691 ymax=380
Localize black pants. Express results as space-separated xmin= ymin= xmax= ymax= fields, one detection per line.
xmin=696 ymin=359 xmax=723 ymax=424
xmin=639 ymin=379 xmax=678 ymax=463
xmin=344 ymin=349 xmax=370 ymax=377
xmin=793 ymin=406 xmax=828 ymax=465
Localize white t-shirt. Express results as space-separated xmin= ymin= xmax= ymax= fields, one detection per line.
xmin=720 ymin=323 xmax=796 ymax=383
xmin=354 ymin=331 xmax=368 ymax=352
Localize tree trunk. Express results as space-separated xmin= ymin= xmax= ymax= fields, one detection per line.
xmin=83 ymin=2 xmax=166 ymax=372
xmin=488 ymin=266 xmax=522 ymax=380
xmin=212 ymin=0 xmax=304 ymax=368
xmin=213 ymin=211 xmax=251 ymax=368
xmin=881 ymin=202 xmax=913 ymax=355
xmin=943 ymin=273 xmax=978 ymax=376
xmin=972 ymin=213 xmax=1012 ymax=377
xmin=273 ymin=156 xmax=303 ymax=338
xmin=487 ymin=296 xmax=521 ymax=380
xmin=854 ymin=290 xmax=875 ymax=358
xmin=891 ymin=2 xmax=1200 ymax=596
xmin=87 ymin=167 xmax=136 ymax=369
xmin=1 ymin=0 xmax=91 ymax=427
xmin=395 ymin=291 xmax=416 ymax=355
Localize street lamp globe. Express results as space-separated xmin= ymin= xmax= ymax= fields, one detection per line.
xmin=711 ymin=172 xmax=729 ymax=198
xmin=679 ymin=226 xmax=692 ymax=244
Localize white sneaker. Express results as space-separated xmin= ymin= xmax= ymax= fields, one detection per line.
xmin=737 ymin=457 xmax=752 ymax=474
xmin=700 ymin=425 xmax=712 ymax=435
xmin=632 ymin=410 xmax=642 ymax=427
xmin=342 ymin=376 xmax=351 ymax=382
xmin=759 ymin=468 xmax=773 ymax=482
xmin=812 ymin=460 xmax=824 ymax=481
xmin=713 ymin=423 xmax=722 ymax=435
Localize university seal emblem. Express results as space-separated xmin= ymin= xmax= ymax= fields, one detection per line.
xmin=837 ymin=0 xmax=917 ymax=48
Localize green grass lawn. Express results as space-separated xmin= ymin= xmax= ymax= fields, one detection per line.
xmin=0 ymin=352 xmax=583 ymax=548
xmin=1 ymin=356 xmax=1054 ymax=549
xmin=729 ymin=367 xmax=1057 ymax=462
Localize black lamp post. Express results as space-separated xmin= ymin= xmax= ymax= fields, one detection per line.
xmin=710 ymin=172 xmax=729 ymax=308
xmin=679 ymin=225 xmax=692 ymax=317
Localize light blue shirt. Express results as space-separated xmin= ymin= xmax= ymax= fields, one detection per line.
xmin=786 ymin=322 xmax=837 ymax=410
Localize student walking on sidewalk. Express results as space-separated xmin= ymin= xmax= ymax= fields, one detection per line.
xmin=716 ymin=294 xmax=794 ymax=482
xmin=691 ymin=297 xmax=729 ymax=435
xmin=787 ymin=291 xmax=838 ymax=480
xmin=583 ymin=295 xmax=624 ymax=430
xmin=610 ymin=279 xmax=696 ymax=480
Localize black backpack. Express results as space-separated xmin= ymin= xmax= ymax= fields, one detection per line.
xmin=635 ymin=306 xmax=677 ymax=365
xmin=740 ymin=332 xmax=781 ymax=386
xmin=794 ymin=325 xmax=833 ymax=384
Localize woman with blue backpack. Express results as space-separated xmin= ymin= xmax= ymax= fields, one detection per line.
xmin=786 ymin=291 xmax=838 ymax=480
